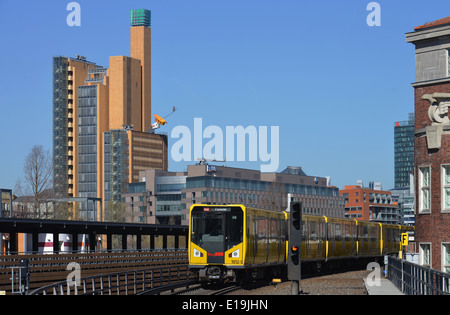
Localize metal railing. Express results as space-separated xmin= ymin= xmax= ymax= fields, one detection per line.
xmin=387 ymin=256 xmax=450 ymax=295
xmin=29 ymin=265 xmax=193 ymax=295
xmin=1 ymin=249 xmax=188 ymax=295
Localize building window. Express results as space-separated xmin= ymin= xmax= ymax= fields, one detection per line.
xmin=448 ymin=49 xmax=450 ymax=76
xmin=442 ymin=243 xmax=450 ymax=273
xmin=420 ymin=243 xmax=431 ymax=267
xmin=442 ymin=165 xmax=450 ymax=211
xmin=419 ymin=166 xmax=431 ymax=213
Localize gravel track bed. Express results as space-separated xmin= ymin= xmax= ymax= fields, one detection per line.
xmin=228 ymin=270 xmax=371 ymax=295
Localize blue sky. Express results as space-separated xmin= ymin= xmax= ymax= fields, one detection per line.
xmin=0 ymin=0 xmax=448 ymax=191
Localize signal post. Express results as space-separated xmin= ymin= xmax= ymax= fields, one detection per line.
xmin=288 ymin=202 xmax=302 ymax=295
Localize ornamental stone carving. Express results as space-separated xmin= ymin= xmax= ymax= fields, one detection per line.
xmin=422 ymin=93 xmax=450 ymax=125
xmin=422 ymin=93 xmax=450 ymax=150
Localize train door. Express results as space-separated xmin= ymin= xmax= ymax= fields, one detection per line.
xmin=252 ymin=218 xmax=257 ymax=264
xmin=329 ymin=222 xmax=335 ymax=257
xmin=196 ymin=212 xmax=225 ymax=264
xmin=277 ymin=219 xmax=283 ymax=261
xmin=319 ymin=220 xmax=325 ymax=258
xmin=225 ymin=211 xmax=243 ymax=251
xmin=304 ymin=218 xmax=309 ymax=258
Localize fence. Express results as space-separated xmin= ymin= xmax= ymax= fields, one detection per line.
xmin=387 ymin=256 xmax=450 ymax=295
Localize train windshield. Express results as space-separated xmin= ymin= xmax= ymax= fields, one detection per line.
xmin=191 ymin=206 xmax=243 ymax=260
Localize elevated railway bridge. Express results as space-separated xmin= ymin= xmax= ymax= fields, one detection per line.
xmin=1 ymin=217 xmax=447 ymax=296
xmin=0 ymin=217 xmax=189 ymax=295
xmin=0 ymin=218 xmax=188 ymax=253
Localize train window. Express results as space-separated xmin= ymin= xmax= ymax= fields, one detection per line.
xmin=310 ymin=222 xmax=317 ymax=241
xmin=190 ymin=207 xmax=243 ymax=252
xmin=225 ymin=212 xmax=243 ymax=249
xmin=191 ymin=212 xmax=224 ymax=246
xmin=343 ymin=222 xmax=351 ymax=241
xmin=270 ymin=219 xmax=279 ymax=241
xmin=371 ymin=226 xmax=377 ymax=243
xmin=335 ymin=223 xmax=341 ymax=241
xmin=302 ymin=219 xmax=306 ymax=241
xmin=256 ymin=218 xmax=267 ymax=241
xmin=321 ymin=222 xmax=326 ymax=242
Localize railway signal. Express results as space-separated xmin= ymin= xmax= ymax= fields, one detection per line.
xmin=288 ymin=202 xmax=302 ymax=295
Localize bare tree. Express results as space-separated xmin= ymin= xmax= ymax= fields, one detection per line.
xmin=265 ymin=181 xmax=287 ymax=212
xmin=104 ymin=201 xmax=126 ymax=222
xmin=22 ymin=145 xmax=53 ymax=218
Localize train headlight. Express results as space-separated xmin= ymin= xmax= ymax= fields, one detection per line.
xmin=228 ymin=249 xmax=239 ymax=258
xmin=193 ymin=248 xmax=203 ymax=257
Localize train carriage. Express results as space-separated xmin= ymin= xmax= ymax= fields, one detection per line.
xmin=245 ymin=206 xmax=287 ymax=266
xmin=189 ymin=204 xmax=286 ymax=282
xmin=356 ymin=221 xmax=381 ymax=257
xmin=301 ymin=215 xmax=327 ymax=261
xmin=381 ymin=224 xmax=401 ymax=255
xmin=325 ymin=217 xmax=358 ymax=259
xmin=189 ymin=204 xmax=414 ymax=284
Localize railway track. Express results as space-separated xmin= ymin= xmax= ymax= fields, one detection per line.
xmin=0 ymin=249 xmax=188 ymax=295
xmin=171 ymin=283 xmax=242 ymax=296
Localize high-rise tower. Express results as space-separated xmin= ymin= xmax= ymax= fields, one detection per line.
xmin=394 ymin=113 xmax=414 ymax=188
xmin=130 ymin=9 xmax=152 ymax=131
xmin=53 ymin=9 xmax=167 ymax=222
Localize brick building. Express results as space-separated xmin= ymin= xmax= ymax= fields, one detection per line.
xmin=339 ymin=185 xmax=399 ymax=224
xmin=406 ymin=17 xmax=450 ymax=273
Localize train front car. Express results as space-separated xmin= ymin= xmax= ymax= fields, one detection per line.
xmin=189 ymin=204 xmax=245 ymax=283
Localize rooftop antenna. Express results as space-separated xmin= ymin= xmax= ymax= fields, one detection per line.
xmin=121 ymin=124 xmax=134 ymax=131
xmin=195 ymin=157 xmax=226 ymax=166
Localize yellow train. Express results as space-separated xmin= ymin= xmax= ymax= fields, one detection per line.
xmin=188 ymin=204 xmax=413 ymax=283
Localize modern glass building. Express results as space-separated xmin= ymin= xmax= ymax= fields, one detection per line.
xmin=52 ymin=56 xmax=98 ymax=199
xmin=52 ymin=56 xmax=69 ymax=198
xmin=104 ymin=129 xmax=129 ymax=204
xmin=78 ymin=85 xmax=98 ymax=201
xmin=394 ymin=113 xmax=415 ymax=188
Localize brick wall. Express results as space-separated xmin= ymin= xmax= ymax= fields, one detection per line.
xmin=414 ymin=82 xmax=450 ymax=271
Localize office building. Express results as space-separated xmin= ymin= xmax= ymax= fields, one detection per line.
xmin=52 ymin=9 xmax=167 ymax=221
xmin=124 ymin=169 xmax=187 ymax=224
xmin=390 ymin=183 xmax=415 ymax=226
xmin=182 ymin=165 xmax=345 ymax=224
xmin=394 ymin=113 xmax=415 ymax=188
xmin=103 ymin=129 xmax=168 ymax=205
xmin=122 ymin=165 xmax=345 ymax=226
xmin=406 ymin=17 xmax=450 ymax=272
